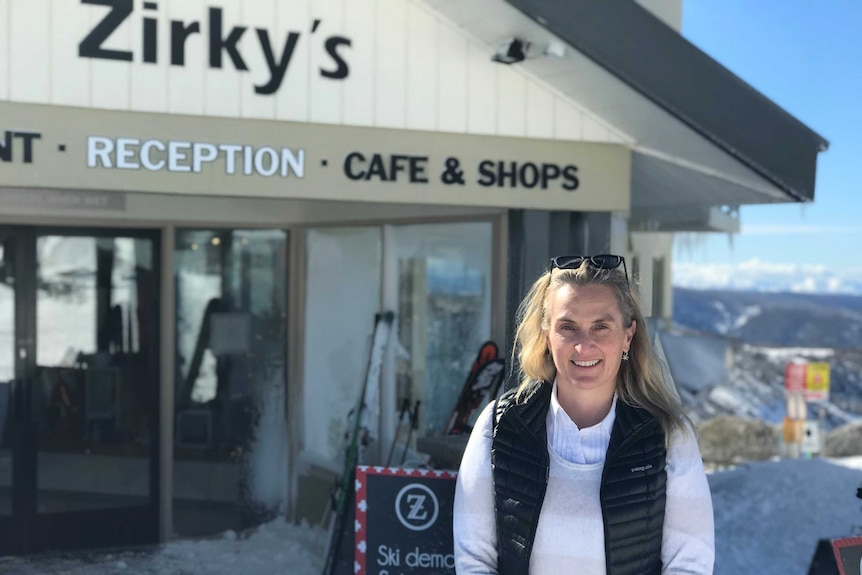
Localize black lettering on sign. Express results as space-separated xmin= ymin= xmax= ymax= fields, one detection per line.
xmin=255 ymin=30 xmax=301 ymax=95
xmin=0 ymin=131 xmax=41 ymax=164
xmin=171 ymin=20 xmax=201 ymax=66
xmin=209 ymin=7 xmax=248 ymax=70
xmin=78 ymin=3 xmax=353 ymax=93
xmin=321 ymin=37 xmax=351 ymax=79
xmin=79 ymin=0 xmax=134 ymax=62
xmin=142 ymin=2 xmax=157 ymax=63
xmin=562 ymin=165 xmax=579 ymax=190
xmin=366 ymin=154 xmax=388 ymax=181
xmin=344 ymin=152 xmax=366 ymax=180
xmin=519 ymin=162 xmax=540 ymax=189
xmin=541 ymin=163 xmax=561 ymax=188
xmin=475 ymin=160 xmax=579 ymax=190
xmin=343 ymin=153 xmax=430 ymax=183
xmin=477 ymin=160 xmax=495 ymax=187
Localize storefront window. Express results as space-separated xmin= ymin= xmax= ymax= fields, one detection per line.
xmin=34 ymin=235 xmax=158 ymax=513
xmin=391 ymin=223 xmax=493 ymax=438
xmin=301 ymin=222 xmax=493 ymax=472
xmin=0 ymin=239 xmax=13 ymax=516
xmin=174 ymin=229 xmax=288 ymax=537
xmin=302 ymin=227 xmax=382 ymax=464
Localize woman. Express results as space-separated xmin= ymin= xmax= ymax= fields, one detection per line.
xmin=453 ymin=255 xmax=714 ymax=574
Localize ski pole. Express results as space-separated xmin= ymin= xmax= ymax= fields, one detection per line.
xmin=386 ymin=398 xmax=411 ymax=467
xmin=400 ymin=400 xmax=422 ymax=466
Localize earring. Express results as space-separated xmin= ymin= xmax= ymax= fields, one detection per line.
xmin=622 ymin=351 xmax=629 ymax=361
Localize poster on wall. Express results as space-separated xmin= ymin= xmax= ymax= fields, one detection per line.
xmin=355 ymin=467 xmax=457 ymax=575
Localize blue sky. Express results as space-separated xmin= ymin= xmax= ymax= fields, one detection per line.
xmin=672 ymin=1 xmax=862 ymax=291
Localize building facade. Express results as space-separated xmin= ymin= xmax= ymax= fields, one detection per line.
xmin=0 ymin=0 xmax=826 ymax=554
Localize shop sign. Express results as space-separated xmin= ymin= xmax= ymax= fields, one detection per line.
xmin=831 ymin=537 xmax=862 ymax=575
xmin=355 ymin=467 xmax=457 ymax=575
xmin=0 ymin=101 xmax=631 ymax=212
xmin=785 ymin=362 xmax=830 ymax=401
xmin=79 ymin=0 xmax=351 ymax=95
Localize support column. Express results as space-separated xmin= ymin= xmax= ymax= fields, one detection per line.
xmin=159 ymin=225 xmax=175 ymax=541
xmin=505 ymin=210 xmax=614 ymax=390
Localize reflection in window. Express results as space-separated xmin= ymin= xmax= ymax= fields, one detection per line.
xmin=33 ymin=235 xmax=158 ymax=513
xmin=393 ymin=223 xmax=493 ymax=437
xmin=174 ymin=229 xmax=288 ymax=537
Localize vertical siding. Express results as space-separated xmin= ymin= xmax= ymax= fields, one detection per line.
xmin=129 ymin=0 xmax=169 ymax=112
xmin=204 ymin=1 xmax=242 ymax=118
xmin=526 ymin=79 xmax=554 ymax=139
xmin=9 ymin=0 xmax=50 ymax=103
xmin=554 ymin=97 xmax=583 ymax=141
xmin=496 ymin=64 xmax=526 ymax=137
xmin=240 ymin=0 xmax=276 ymax=119
xmin=89 ymin=1 xmax=132 ymax=111
xmin=309 ymin=0 xmax=344 ymax=124
xmin=436 ymin=21 xmax=468 ymax=134
xmin=167 ymin=0 xmax=206 ymax=115
xmin=405 ymin=3 xmax=438 ymax=131
xmin=374 ymin=0 xmax=407 ymax=128
xmin=466 ymin=42 xmax=496 ymax=135
xmin=0 ymin=1 xmax=11 ymax=100
xmin=0 ymin=0 xmax=629 ymax=146
xmin=51 ymin=0 xmax=90 ymax=107
xmin=342 ymin=0 xmax=376 ymax=126
xmin=274 ymin=0 xmax=310 ymax=122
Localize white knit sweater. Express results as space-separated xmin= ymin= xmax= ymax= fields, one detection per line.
xmin=453 ymin=392 xmax=715 ymax=574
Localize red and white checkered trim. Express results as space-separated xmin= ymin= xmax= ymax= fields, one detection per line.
xmin=353 ymin=466 xmax=457 ymax=574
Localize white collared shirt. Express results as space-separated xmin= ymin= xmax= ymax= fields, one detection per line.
xmin=547 ymin=380 xmax=616 ymax=465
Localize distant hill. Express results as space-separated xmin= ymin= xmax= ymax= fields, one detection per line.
xmin=672 ymin=287 xmax=862 ymax=349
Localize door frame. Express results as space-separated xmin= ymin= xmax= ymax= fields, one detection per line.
xmin=0 ymin=224 xmax=162 ymax=555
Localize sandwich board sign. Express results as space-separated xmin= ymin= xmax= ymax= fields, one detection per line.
xmin=832 ymin=537 xmax=862 ymax=575
xmin=354 ymin=466 xmax=457 ymax=575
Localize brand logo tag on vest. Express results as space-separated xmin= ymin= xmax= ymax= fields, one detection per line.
xmin=78 ymin=0 xmax=352 ymax=95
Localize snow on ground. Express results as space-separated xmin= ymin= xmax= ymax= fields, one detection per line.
xmin=1 ymin=457 xmax=861 ymax=574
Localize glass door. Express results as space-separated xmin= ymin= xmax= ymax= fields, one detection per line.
xmin=0 ymin=227 xmax=160 ymax=555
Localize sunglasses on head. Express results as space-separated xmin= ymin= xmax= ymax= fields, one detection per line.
xmin=548 ymin=254 xmax=629 ymax=284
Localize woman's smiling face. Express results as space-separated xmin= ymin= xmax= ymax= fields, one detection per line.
xmin=546 ymin=282 xmax=636 ymax=396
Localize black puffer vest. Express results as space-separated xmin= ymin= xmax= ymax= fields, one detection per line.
xmin=491 ymin=380 xmax=667 ymax=575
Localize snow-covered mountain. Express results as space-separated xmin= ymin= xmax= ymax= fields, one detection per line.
xmin=673 ymin=260 xmax=862 ymax=295
xmin=666 ymin=287 xmax=862 ymax=430
xmin=672 ymin=287 xmax=862 ymax=349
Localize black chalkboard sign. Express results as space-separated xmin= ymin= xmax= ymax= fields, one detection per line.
xmin=833 ymin=537 xmax=862 ymax=575
xmin=355 ymin=467 xmax=458 ymax=575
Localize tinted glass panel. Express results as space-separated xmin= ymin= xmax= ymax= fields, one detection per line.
xmin=174 ymin=229 xmax=288 ymax=537
xmin=34 ymin=235 xmax=157 ymax=513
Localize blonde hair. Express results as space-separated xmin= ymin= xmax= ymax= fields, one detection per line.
xmin=512 ymin=261 xmax=688 ymax=438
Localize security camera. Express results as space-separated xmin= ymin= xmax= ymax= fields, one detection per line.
xmin=492 ymin=38 xmax=530 ymax=65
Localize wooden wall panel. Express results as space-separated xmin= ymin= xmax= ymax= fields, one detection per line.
xmin=274 ymin=0 xmax=311 ymax=122
xmin=9 ymin=0 xmax=50 ymax=103
xmin=0 ymin=0 xmax=629 ymax=147
xmin=50 ymin=0 xmax=90 ymax=107
xmin=374 ymin=0 xmax=407 ymax=128
xmin=342 ymin=0 xmax=376 ymax=126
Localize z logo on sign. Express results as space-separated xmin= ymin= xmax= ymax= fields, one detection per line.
xmin=395 ymin=483 xmax=439 ymax=532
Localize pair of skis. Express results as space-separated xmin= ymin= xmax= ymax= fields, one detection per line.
xmin=323 ymin=311 xmax=395 ymax=575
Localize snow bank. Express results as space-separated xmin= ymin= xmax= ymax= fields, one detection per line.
xmin=3 ymin=458 xmax=862 ymax=574
xmin=710 ymin=457 xmax=862 ymax=575
xmin=0 ymin=519 xmax=328 ymax=575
